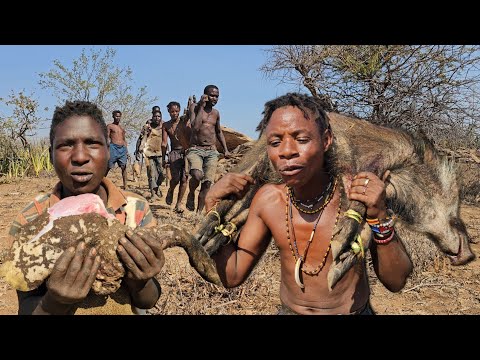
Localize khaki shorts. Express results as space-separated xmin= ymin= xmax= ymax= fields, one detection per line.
xmin=186 ymin=147 xmax=219 ymax=184
xmin=169 ymin=149 xmax=187 ymax=183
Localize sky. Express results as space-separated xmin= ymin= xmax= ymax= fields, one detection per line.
xmin=0 ymin=45 xmax=306 ymax=152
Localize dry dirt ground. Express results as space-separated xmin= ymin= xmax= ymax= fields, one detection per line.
xmin=1 ymin=168 xmax=479 ymax=315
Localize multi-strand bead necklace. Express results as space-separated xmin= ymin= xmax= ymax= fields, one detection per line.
xmin=285 ymin=176 xmax=341 ymax=288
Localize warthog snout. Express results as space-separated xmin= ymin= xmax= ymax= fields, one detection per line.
xmin=448 ymin=230 xmax=475 ymax=265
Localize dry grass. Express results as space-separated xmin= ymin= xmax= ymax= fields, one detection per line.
xmin=148 ymin=244 xmax=281 ymax=315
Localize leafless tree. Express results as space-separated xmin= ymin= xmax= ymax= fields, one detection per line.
xmin=38 ymin=47 xmax=157 ymax=142
xmin=261 ymin=45 xmax=480 ymax=149
xmin=0 ymin=90 xmax=45 ymax=149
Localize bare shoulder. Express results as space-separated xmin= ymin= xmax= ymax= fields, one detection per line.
xmin=252 ymin=183 xmax=284 ymax=206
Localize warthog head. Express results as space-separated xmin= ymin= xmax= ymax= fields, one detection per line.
xmin=386 ymin=153 xmax=474 ymax=265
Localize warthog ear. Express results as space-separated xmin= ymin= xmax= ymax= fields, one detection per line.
xmin=385 ymin=181 xmax=397 ymax=199
xmin=382 ymin=170 xmax=397 ymax=199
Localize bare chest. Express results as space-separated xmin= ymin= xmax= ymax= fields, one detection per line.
xmin=198 ymin=111 xmax=218 ymax=126
xmin=110 ymin=124 xmax=124 ymax=134
xmin=267 ymin=193 xmax=341 ymax=274
xmin=166 ymin=122 xmax=180 ymax=140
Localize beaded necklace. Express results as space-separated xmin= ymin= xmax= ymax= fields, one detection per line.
xmin=285 ymin=177 xmax=341 ymax=288
xmin=288 ymin=177 xmax=336 ymax=214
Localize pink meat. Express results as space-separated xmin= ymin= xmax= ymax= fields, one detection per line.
xmin=28 ymin=194 xmax=114 ymax=243
xmin=48 ymin=193 xmax=114 ymax=220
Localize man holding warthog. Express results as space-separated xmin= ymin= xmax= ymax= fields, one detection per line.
xmin=204 ymin=93 xmax=415 ymax=315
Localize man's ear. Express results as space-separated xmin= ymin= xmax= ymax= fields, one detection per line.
xmin=323 ymin=128 xmax=333 ymax=152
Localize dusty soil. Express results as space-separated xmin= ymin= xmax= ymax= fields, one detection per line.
xmin=1 ymin=168 xmax=479 ymax=315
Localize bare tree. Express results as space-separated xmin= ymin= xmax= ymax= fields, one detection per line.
xmin=0 ymin=90 xmax=45 ymax=149
xmin=261 ymin=45 xmax=480 ymax=149
xmin=38 ymin=47 xmax=157 ymax=142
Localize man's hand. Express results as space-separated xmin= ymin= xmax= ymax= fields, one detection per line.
xmin=42 ymin=242 xmax=101 ymax=314
xmin=223 ymin=150 xmax=231 ymax=159
xmin=205 ymin=172 xmax=255 ymax=212
xmin=347 ymin=171 xmax=389 ymax=219
xmin=199 ymin=94 xmax=209 ymax=108
xmin=117 ymin=229 xmax=165 ymax=292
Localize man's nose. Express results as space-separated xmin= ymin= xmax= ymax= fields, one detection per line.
xmin=279 ymin=139 xmax=298 ymax=159
xmin=71 ymin=144 xmax=90 ymax=164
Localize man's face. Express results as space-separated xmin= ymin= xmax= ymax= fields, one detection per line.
xmin=168 ymin=105 xmax=180 ymax=121
xmin=265 ymin=106 xmax=331 ymax=188
xmin=113 ymin=112 xmax=121 ymax=123
xmin=206 ymin=88 xmax=219 ymax=106
xmin=152 ymin=112 xmax=162 ymax=125
xmin=51 ymin=116 xmax=109 ymax=197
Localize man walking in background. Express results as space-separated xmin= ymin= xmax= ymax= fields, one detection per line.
xmin=135 ymin=109 xmax=165 ymax=202
xmin=106 ymin=110 xmax=128 ymax=190
xmin=162 ymin=101 xmax=187 ymax=213
xmin=185 ymin=85 xmax=230 ymax=213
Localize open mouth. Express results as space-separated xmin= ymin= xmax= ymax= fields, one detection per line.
xmin=71 ymin=172 xmax=93 ymax=183
xmin=279 ymin=165 xmax=303 ymax=177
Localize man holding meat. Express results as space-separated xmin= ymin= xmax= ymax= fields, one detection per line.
xmin=7 ymin=100 xmax=166 ymax=315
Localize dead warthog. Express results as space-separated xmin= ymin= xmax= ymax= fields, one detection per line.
xmin=194 ymin=111 xmax=475 ymax=290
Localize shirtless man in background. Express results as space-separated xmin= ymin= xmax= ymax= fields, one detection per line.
xmin=185 ymin=85 xmax=230 ymax=213
xmin=106 ymin=110 xmax=128 ymax=190
xmin=162 ymin=101 xmax=187 ymax=213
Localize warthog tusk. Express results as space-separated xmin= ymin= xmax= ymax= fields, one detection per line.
xmin=295 ymin=257 xmax=304 ymax=289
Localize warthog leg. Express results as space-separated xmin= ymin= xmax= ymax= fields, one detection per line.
xmin=152 ymin=224 xmax=223 ymax=287
xmin=328 ymin=223 xmax=372 ymax=290
xmin=204 ymin=208 xmax=250 ymax=255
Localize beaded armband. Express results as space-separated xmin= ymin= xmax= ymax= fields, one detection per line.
xmin=367 ymin=209 xmax=396 ymax=245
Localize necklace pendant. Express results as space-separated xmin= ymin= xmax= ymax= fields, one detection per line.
xmin=294 ymin=257 xmax=305 ymax=289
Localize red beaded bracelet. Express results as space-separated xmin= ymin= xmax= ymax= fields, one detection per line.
xmin=373 ymin=229 xmax=395 ymax=244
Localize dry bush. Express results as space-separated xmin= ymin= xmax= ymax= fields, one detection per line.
xmin=456 ymin=162 xmax=480 ymax=204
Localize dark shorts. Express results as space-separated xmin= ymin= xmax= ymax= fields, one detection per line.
xmin=185 ymin=146 xmax=219 ymax=184
xmin=169 ymin=149 xmax=187 ymax=183
xmin=109 ymin=143 xmax=128 ymax=168
xmin=277 ymin=302 xmax=375 ymax=315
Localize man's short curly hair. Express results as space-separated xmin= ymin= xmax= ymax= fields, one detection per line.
xmin=167 ymin=101 xmax=181 ymax=110
xmin=50 ymin=100 xmax=107 ymax=146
